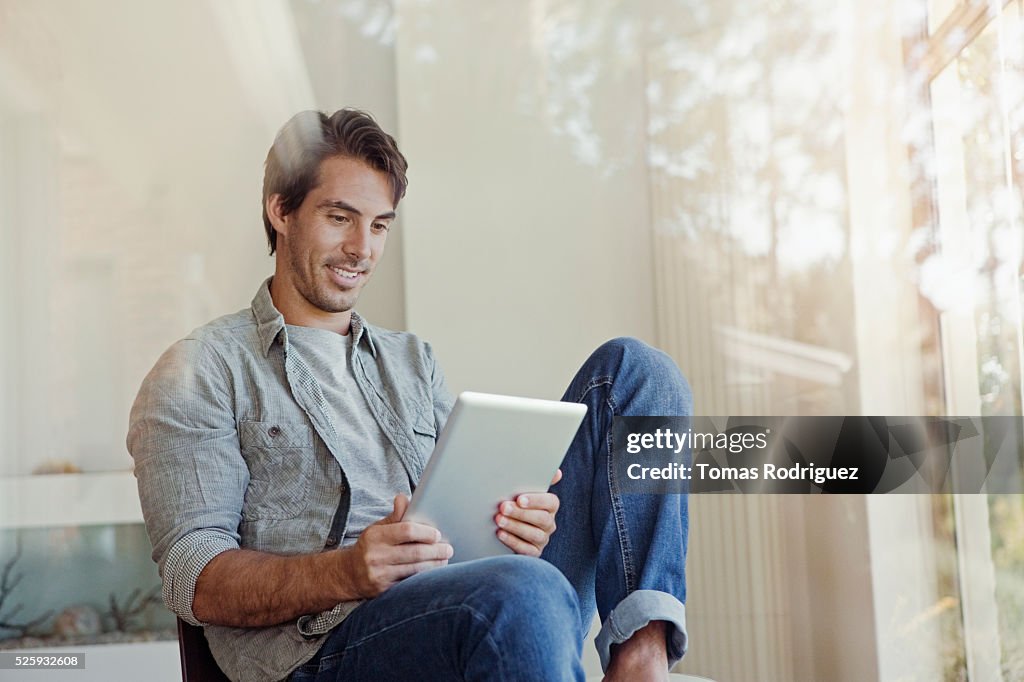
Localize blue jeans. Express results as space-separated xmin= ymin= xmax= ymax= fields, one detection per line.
xmin=290 ymin=338 xmax=691 ymax=681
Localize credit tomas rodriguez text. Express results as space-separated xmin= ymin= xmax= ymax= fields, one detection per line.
xmin=627 ymin=461 xmax=860 ymax=484
xmin=623 ymin=426 xmax=858 ymax=485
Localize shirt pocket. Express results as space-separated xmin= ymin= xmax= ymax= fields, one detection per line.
xmin=238 ymin=420 xmax=314 ymax=520
xmin=409 ymin=403 xmax=438 ymax=471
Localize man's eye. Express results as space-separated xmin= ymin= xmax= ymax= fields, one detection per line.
xmin=330 ymin=214 xmax=350 ymax=224
xmin=373 ymin=223 xmax=390 ymax=232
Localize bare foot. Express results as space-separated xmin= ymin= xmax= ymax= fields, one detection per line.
xmin=602 ymin=620 xmax=669 ymax=682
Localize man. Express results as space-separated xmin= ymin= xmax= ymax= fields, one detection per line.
xmin=128 ymin=109 xmax=691 ymax=682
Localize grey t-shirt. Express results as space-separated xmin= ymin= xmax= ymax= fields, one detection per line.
xmin=286 ymin=324 xmax=412 ymax=545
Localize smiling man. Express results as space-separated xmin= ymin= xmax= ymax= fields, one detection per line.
xmin=266 ymin=153 xmax=393 ymax=326
xmin=128 ymin=109 xmax=691 ymax=682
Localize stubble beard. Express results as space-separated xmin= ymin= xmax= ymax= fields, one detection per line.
xmin=291 ymin=248 xmax=366 ymax=314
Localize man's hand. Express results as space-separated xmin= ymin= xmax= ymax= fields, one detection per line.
xmin=340 ymin=494 xmax=453 ymax=599
xmin=494 ymin=468 xmax=562 ymax=557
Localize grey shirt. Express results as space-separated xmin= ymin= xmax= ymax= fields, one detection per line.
xmin=127 ymin=278 xmax=454 ymax=682
xmin=284 ymin=325 xmax=412 ymax=546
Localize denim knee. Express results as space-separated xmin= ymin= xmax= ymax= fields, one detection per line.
xmin=589 ymin=337 xmax=649 ymax=367
xmin=477 ymin=556 xmax=577 ymax=608
xmin=456 ymin=556 xmax=582 ymax=675
xmin=584 ymin=337 xmax=693 ymax=415
xmin=467 ymin=556 xmax=580 ymax=632
xmin=589 ymin=337 xmax=679 ymax=377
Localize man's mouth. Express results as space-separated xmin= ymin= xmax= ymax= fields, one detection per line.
xmin=328 ymin=265 xmax=363 ymax=280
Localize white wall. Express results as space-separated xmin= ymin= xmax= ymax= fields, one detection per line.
xmin=394 ymin=1 xmax=656 ymax=399
xmin=288 ymin=0 xmax=407 ymax=331
xmin=0 ymin=0 xmax=405 ymax=474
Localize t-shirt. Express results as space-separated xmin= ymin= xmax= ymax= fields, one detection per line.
xmin=286 ymin=324 xmax=413 ymax=545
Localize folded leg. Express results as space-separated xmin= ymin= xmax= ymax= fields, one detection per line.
xmin=541 ymin=337 xmax=691 ymax=671
xmin=290 ymin=555 xmax=585 ymax=682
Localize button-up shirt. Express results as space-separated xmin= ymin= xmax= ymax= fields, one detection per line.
xmin=127 ymin=278 xmax=453 ymax=682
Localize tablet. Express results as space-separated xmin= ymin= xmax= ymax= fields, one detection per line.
xmin=405 ymin=391 xmax=587 ymax=563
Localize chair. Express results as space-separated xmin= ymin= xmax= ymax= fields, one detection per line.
xmin=177 ymin=618 xmax=231 ymax=682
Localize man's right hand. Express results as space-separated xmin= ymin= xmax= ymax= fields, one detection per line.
xmin=193 ymin=495 xmax=452 ymax=626
xmin=339 ymin=494 xmax=453 ymax=599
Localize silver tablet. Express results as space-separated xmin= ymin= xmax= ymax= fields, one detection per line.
xmin=405 ymin=391 xmax=587 ymax=563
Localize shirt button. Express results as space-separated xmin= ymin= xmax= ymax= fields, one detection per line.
xmin=268 ymin=426 xmax=281 ymax=437
xmin=325 ymin=535 xmax=339 ymax=547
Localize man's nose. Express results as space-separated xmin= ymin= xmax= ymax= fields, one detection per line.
xmin=342 ymin=223 xmax=373 ymax=261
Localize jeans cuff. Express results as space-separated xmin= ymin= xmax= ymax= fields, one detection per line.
xmin=594 ymin=589 xmax=688 ymax=672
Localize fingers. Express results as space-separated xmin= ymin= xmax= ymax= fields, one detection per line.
xmin=385 ymin=541 xmax=454 ymax=565
xmin=494 ymin=513 xmax=550 ymax=547
xmin=496 ymin=504 xmax=556 ymax=532
xmin=391 ymin=558 xmax=452 ymax=578
xmin=494 ymin=493 xmax=559 ymax=556
xmin=360 ymin=543 xmax=451 ymax=571
xmin=350 ymin=519 xmax=452 ymax=599
xmin=504 ymin=492 xmax=560 ymax=516
xmin=496 ymin=527 xmax=543 ymax=557
xmin=373 ymin=521 xmax=444 ymax=545
xmin=550 ymin=468 xmax=563 ymax=486
xmin=352 ymin=551 xmax=451 ymax=597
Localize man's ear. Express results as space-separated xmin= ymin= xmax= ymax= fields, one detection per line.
xmin=266 ymin=194 xmax=290 ymax=238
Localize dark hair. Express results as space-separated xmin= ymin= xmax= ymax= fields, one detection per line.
xmin=261 ymin=108 xmax=408 ymax=254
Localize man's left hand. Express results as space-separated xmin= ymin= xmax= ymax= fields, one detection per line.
xmin=494 ymin=469 xmax=562 ymax=557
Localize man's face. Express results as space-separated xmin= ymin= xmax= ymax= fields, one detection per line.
xmin=270 ymin=155 xmax=395 ymax=322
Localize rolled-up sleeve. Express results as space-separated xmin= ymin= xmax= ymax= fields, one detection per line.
xmin=127 ymin=338 xmax=248 ymax=625
xmin=161 ymin=530 xmax=240 ymax=625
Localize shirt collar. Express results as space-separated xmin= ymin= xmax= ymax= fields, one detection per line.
xmin=251 ymin=277 xmax=377 ymax=358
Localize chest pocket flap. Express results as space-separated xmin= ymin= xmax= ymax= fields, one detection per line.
xmin=238 ymin=420 xmax=314 ymax=520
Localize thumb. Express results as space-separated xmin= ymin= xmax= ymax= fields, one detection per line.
xmin=384 ymin=494 xmax=409 ymax=523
